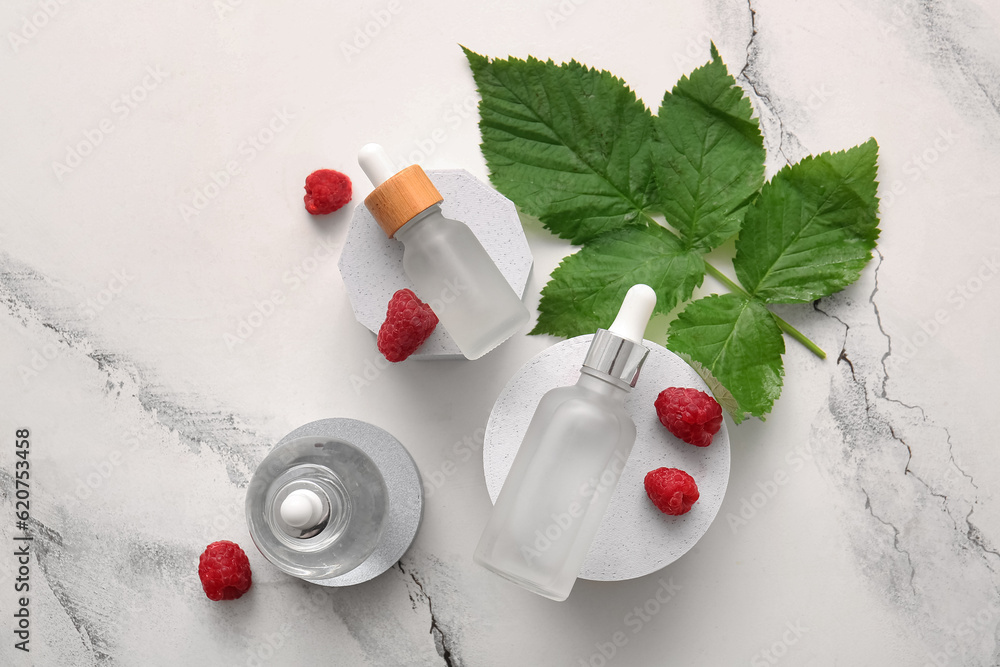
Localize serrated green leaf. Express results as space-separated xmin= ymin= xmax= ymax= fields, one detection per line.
xmin=463 ymin=47 xmax=657 ymax=245
xmin=734 ymin=139 xmax=880 ymax=303
xmin=532 ymin=224 xmax=704 ymax=338
xmin=464 ymin=44 xmax=883 ymax=424
xmin=674 ymin=352 xmax=742 ymax=418
xmin=652 ymin=44 xmax=765 ymax=251
xmin=667 ymin=294 xmax=785 ymax=422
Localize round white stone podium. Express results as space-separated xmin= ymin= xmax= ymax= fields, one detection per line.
xmin=482 ymin=335 xmax=732 ymax=581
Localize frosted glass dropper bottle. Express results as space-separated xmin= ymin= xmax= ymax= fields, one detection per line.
xmin=359 ymin=144 xmax=530 ymax=360
xmin=474 ymin=284 xmax=657 ymax=601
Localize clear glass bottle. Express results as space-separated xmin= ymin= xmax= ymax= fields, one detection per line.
xmin=245 ymin=435 xmax=388 ymax=580
xmin=359 ymin=144 xmax=529 ymax=360
xmin=474 ymin=285 xmax=656 ymax=600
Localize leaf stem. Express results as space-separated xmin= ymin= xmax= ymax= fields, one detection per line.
xmin=702 ymin=261 xmax=749 ymax=298
xmin=637 ymin=211 xmax=827 ymax=359
xmin=703 ymin=261 xmax=827 ymax=360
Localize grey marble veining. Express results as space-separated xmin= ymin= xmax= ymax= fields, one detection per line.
xmin=2 ymin=0 xmax=999 ymax=665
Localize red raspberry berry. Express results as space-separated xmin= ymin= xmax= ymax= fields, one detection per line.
xmin=304 ymin=169 xmax=352 ymax=215
xmin=654 ymin=387 xmax=723 ymax=447
xmin=377 ymin=288 xmax=438 ymax=362
xmin=644 ymin=467 xmax=699 ymax=516
xmin=198 ymin=541 xmax=252 ymax=601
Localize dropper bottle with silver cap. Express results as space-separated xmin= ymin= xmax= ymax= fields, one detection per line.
xmin=358 ymin=144 xmax=530 ymax=360
xmin=474 ymin=284 xmax=657 ymax=601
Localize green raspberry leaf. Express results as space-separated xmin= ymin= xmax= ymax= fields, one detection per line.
xmin=734 ymin=139 xmax=881 ymax=303
xmin=464 ymin=44 xmax=882 ymax=424
xmin=667 ymin=294 xmax=785 ymax=423
xmin=673 ymin=353 xmax=742 ymax=418
xmin=463 ymin=47 xmax=657 ymax=245
xmin=652 ymin=43 xmax=765 ymax=251
xmin=532 ymin=224 xmax=704 ymax=337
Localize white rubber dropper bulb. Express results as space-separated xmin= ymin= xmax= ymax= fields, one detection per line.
xmin=608 ymin=284 xmax=656 ymax=343
xmin=358 ymin=143 xmax=398 ymax=187
xmin=280 ymin=489 xmax=324 ymax=530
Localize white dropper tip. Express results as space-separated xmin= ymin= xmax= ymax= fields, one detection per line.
xmin=608 ymin=284 xmax=657 ymax=343
xmin=358 ymin=143 xmax=398 ymax=187
xmin=280 ymin=489 xmax=324 ymax=530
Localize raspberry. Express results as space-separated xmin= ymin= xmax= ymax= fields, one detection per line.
xmin=377 ymin=288 xmax=438 ymax=362
xmin=644 ymin=467 xmax=699 ymax=516
xmin=654 ymin=387 xmax=723 ymax=447
xmin=198 ymin=541 xmax=252 ymax=601
xmin=304 ymin=169 xmax=352 ymax=215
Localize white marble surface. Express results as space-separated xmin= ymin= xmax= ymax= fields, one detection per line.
xmin=1 ymin=0 xmax=998 ymax=665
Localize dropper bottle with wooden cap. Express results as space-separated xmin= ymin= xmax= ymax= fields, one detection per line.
xmin=359 ymin=144 xmax=529 ymax=360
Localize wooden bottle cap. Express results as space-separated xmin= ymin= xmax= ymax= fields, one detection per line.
xmin=363 ymin=165 xmax=444 ymax=238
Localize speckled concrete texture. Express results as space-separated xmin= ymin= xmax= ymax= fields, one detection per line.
xmin=484 ymin=336 xmax=730 ymax=581
xmin=339 ymin=169 xmax=533 ymax=359
xmin=273 ymin=418 xmax=423 ymax=587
